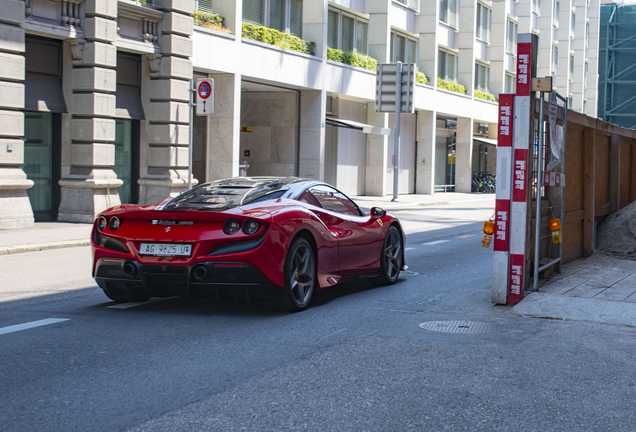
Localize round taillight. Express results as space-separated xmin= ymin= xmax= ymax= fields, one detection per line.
xmin=97 ymin=216 xmax=108 ymax=231
xmin=242 ymin=219 xmax=261 ymax=235
xmin=223 ymin=219 xmax=240 ymax=235
xmin=109 ymin=216 xmax=121 ymax=231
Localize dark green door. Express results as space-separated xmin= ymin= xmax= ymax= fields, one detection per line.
xmin=113 ymin=119 xmax=139 ymax=204
xmin=21 ymin=111 xmax=61 ymax=221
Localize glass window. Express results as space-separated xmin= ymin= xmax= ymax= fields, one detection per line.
xmin=196 ymin=0 xmax=212 ymax=13
xmin=290 ymin=0 xmax=303 ymax=37
xmin=584 ymin=61 xmax=588 ymax=88
xmin=342 ymin=15 xmax=354 ymax=52
xmin=476 ymin=4 xmax=492 ymax=42
xmin=506 ymin=20 xmax=518 ymax=53
xmin=532 ymin=0 xmax=540 ymax=15
xmin=391 ymin=31 xmax=418 ymax=63
xmin=553 ymin=0 xmax=560 ymax=28
xmin=505 ymin=73 xmax=516 ymax=93
xmin=269 ymin=0 xmax=285 ymax=32
xmin=298 ymin=189 xmax=321 ymax=207
xmin=569 ymin=54 xmax=574 ymax=75
xmin=438 ymin=49 xmax=457 ymax=81
xmin=475 ymin=63 xmax=490 ymax=92
xmin=571 ymin=12 xmax=576 ymax=35
xmin=585 ymin=22 xmax=589 ymax=47
xmin=309 ymin=186 xmax=361 ymax=216
xmin=243 ymin=0 xmax=264 ymax=26
xmin=440 ymin=0 xmax=458 ymax=27
xmin=328 ymin=10 xmax=338 ymax=49
xmin=552 ymin=45 xmax=558 ymax=75
xmin=357 ymin=21 xmax=368 ymax=55
xmin=327 ymin=8 xmax=368 ymax=55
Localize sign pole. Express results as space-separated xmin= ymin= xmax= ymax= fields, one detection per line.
xmin=392 ymin=62 xmax=402 ymax=202
xmin=188 ymin=79 xmax=194 ymax=190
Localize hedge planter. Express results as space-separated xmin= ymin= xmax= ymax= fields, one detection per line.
xmin=437 ymin=78 xmax=467 ymax=95
xmin=242 ymin=22 xmax=315 ymax=55
xmin=326 ymin=47 xmax=377 ymax=71
xmin=194 ymin=10 xmax=231 ymax=33
xmin=474 ymin=89 xmax=498 ymax=102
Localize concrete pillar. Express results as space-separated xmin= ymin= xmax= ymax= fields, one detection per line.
xmin=298 ymin=90 xmax=326 ymax=180
xmin=139 ymin=0 xmax=194 ymax=204
xmin=57 ymin=0 xmax=121 ymax=222
xmin=207 ymin=73 xmax=241 ymax=180
xmin=366 ymin=106 xmax=389 ymax=197
xmin=0 ymin=0 xmax=32 ymax=229
xmin=365 ymin=0 xmax=390 ymax=196
xmin=416 ymin=110 xmax=436 ymax=194
xmin=571 ymin=0 xmax=587 ymax=112
xmin=455 ymin=117 xmax=473 ymax=193
xmin=458 ymin=0 xmax=476 ymax=95
xmin=416 ymin=0 xmax=439 ymax=83
xmin=490 ymin=0 xmax=507 ymax=96
xmin=585 ymin=0 xmax=601 ymax=117
xmin=303 ymin=0 xmax=328 ymax=59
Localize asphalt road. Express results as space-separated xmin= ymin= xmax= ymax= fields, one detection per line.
xmin=2 ymin=198 xmax=636 ymax=431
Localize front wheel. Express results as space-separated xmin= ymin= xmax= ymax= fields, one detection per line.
xmin=263 ymin=237 xmax=316 ymax=312
xmin=378 ymin=226 xmax=403 ymax=284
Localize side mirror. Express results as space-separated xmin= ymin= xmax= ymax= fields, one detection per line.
xmin=370 ymin=207 xmax=386 ymax=218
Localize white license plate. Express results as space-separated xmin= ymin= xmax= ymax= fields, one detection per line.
xmin=139 ymin=243 xmax=192 ymax=257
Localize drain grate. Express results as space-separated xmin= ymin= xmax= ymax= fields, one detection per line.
xmin=418 ymin=321 xmax=505 ymax=334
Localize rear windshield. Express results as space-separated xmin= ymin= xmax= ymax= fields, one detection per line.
xmin=163 ymin=178 xmax=290 ymax=211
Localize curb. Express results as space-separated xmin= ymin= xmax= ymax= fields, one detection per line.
xmin=0 ymin=239 xmax=90 ymax=256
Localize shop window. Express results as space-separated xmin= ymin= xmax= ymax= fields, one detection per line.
xmin=327 ymin=8 xmax=368 ymax=55
xmin=476 ymin=3 xmax=492 ymax=43
xmin=243 ymin=0 xmax=303 ymax=38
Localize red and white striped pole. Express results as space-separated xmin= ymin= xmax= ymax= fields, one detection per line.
xmin=492 ymin=94 xmax=514 ymax=305
xmin=508 ymin=33 xmax=536 ymax=305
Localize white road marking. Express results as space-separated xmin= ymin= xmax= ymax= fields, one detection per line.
xmin=423 ymin=240 xmax=450 ymax=245
xmin=106 ymin=297 xmax=177 ymax=309
xmin=0 ymin=318 xmax=69 ymax=336
xmin=405 ymin=247 xmax=416 ymax=251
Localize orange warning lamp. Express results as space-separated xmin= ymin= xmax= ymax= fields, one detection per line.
xmin=549 ymin=217 xmax=561 ymax=233
xmin=483 ymin=219 xmax=495 ymax=235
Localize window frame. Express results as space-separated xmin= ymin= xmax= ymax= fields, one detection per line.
xmin=327 ymin=7 xmax=369 ymax=55
xmin=242 ymin=0 xmax=303 ymax=38
xmin=505 ymin=72 xmax=516 ymax=93
xmin=390 ymin=29 xmax=418 ymax=64
xmin=439 ymin=0 xmax=459 ymax=29
xmin=438 ymin=48 xmax=458 ymax=82
xmin=474 ymin=61 xmax=490 ymax=93
xmin=506 ymin=18 xmax=518 ymax=54
xmin=307 ymin=185 xmax=364 ymax=217
xmin=476 ymin=3 xmax=492 ymax=43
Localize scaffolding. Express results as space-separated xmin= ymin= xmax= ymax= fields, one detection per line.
xmin=599 ymin=3 xmax=636 ymax=129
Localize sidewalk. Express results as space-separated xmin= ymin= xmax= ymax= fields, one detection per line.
xmin=0 ymin=222 xmax=92 ymax=255
xmin=513 ymin=253 xmax=636 ymax=327
xmin=350 ymin=192 xmax=495 ymax=210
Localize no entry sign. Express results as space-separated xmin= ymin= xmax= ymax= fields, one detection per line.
xmin=196 ymin=78 xmax=214 ymax=116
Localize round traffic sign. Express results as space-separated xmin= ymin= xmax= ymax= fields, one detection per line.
xmin=198 ymin=81 xmax=211 ymax=99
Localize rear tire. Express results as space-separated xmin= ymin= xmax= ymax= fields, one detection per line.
xmin=378 ymin=226 xmax=403 ymax=285
xmin=263 ymin=237 xmax=316 ymax=312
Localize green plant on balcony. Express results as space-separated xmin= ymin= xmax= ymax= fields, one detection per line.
xmin=326 ymin=47 xmax=378 ymax=71
xmin=242 ymin=22 xmax=315 ymax=55
xmin=437 ymin=77 xmax=467 ymax=94
xmin=194 ymin=10 xmax=231 ymax=33
xmin=415 ymin=71 xmax=429 ymax=85
xmin=474 ymin=89 xmax=498 ymax=102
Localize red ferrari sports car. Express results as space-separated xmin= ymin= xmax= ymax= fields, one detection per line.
xmin=92 ymin=177 xmax=405 ymax=311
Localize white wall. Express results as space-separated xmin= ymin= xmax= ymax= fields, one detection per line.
xmin=386 ymin=112 xmax=416 ymax=194
xmin=334 ymin=99 xmax=367 ymax=196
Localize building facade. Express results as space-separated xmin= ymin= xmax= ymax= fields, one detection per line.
xmin=0 ymin=0 xmax=600 ymax=229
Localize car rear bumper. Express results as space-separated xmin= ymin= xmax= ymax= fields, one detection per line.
xmin=94 ymin=258 xmax=283 ymax=300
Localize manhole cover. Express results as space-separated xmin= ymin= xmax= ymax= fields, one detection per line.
xmin=418 ymin=321 xmax=504 ymax=334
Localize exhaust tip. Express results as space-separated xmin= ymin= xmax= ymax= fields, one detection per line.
xmin=122 ymin=261 xmax=137 ymax=277
xmin=193 ymin=265 xmax=209 ymax=281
